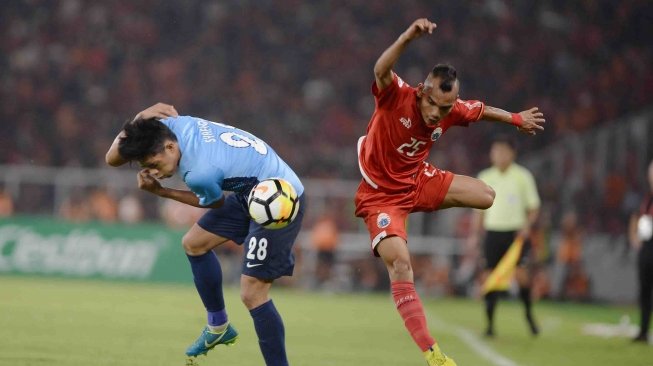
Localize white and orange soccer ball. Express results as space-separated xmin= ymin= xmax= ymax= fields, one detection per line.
xmin=247 ymin=178 xmax=300 ymax=229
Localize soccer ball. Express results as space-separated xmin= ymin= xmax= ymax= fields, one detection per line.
xmin=248 ymin=178 xmax=300 ymax=229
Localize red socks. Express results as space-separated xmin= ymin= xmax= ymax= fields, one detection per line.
xmin=391 ymin=281 xmax=435 ymax=352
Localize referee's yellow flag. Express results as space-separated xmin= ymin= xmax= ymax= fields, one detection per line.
xmin=482 ymin=236 xmax=524 ymax=295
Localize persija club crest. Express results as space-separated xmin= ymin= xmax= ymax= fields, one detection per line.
xmin=377 ymin=213 xmax=391 ymax=228
xmin=431 ymin=127 xmax=443 ymax=141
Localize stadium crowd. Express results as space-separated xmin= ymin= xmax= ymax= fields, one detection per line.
xmin=1 ymin=1 xmax=652 ymax=298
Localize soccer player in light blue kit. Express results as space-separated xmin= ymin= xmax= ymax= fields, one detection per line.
xmin=106 ymin=103 xmax=305 ymax=365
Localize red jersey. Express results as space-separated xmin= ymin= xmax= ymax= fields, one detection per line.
xmin=357 ymin=73 xmax=485 ymax=192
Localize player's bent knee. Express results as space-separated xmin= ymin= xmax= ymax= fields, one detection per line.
xmin=240 ymin=276 xmax=271 ymax=309
xmin=390 ymin=258 xmax=413 ymax=277
xmin=240 ymin=286 xmax=268 ymax=309
xmin=181 ymin=233 xmax=207 ymax=255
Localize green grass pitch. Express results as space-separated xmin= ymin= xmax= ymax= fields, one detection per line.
xmin=1 ymin=276 xmax=652 ymax=366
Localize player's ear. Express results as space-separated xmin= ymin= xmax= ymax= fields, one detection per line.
xmin=416 ymin=83 xmax=425 ymax=97
xmin=165 ymin=141 xmax=176 ymax=152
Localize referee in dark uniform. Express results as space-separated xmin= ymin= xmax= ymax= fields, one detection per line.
xmin=629 ymin=160 xmax=653 ymax=344
xmin=470 ymin=135 xmax=540 ymax=337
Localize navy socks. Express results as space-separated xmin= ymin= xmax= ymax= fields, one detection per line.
xmin=187 ymin=252 xmax=226 ymax=319
xmin=250 ymin=300 xmax=288 ymax=366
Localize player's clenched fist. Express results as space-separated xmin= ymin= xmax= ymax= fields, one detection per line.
xmin=402 ymin=18 xmax=437 ymax=41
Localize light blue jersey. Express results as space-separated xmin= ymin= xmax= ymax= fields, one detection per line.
xmin=162 ymin=116 xmax=304 ymax=206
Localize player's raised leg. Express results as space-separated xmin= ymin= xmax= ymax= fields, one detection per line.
xmin=377 ymin=237 xmax=457 ymax=366
xmin=183 ymin=223 xmax=239 ymax=357
xmin=440 ymin=175 xmax=495 ymax=210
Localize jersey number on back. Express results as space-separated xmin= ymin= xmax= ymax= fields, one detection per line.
xmin=205 ymin=119 xmax=268 ymax=155
xmin=220 ymin=132 xmax=268 ymax=155
xmin=397 ymin=137 xmax=426 ymax=157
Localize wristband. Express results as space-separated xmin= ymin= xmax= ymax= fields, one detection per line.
xmin=510 ymin=113 xmax=523 ymax=127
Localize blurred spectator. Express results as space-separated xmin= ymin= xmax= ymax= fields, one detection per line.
xmin=117 ymin=194 xmax=144 ymax=224
xmin=555 ymin=211 xmax=591 ymax=300
xmin=0 ymin=189 xmax=14 ymax=217
xmin=310 ymin=213 xmax=340 ymax=288
xmin=561 ymin=262 xmax=591 ymax=302
xmin=88 ymin=187 xmax=118 ymax=222
xmin=1 ymin=1 xmax=651 ymax=224
xmin=58 ymin=191 xmax=91 ymax=222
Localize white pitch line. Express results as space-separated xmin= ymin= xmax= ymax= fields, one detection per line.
xmin=428 ymin=313 xmax=521 ymax=366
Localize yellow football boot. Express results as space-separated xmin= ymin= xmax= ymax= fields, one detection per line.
xmin=424 ymin=343 xmax=457 ymax=366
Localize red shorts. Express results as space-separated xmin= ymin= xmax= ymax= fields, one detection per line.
xmin=354 ymin=162 xmax=454 ymax=256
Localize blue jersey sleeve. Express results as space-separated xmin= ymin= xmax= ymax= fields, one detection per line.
xmin=184 ymin=166 xmax=225 ymax=207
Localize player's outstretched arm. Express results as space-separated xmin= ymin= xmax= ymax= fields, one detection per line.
xmin=374 ymin=18 xmax=437 ymax=91
xmin=481 ymin=106 xmax=545 ymax=136
xmin=105 ymin=103 xmax=179 ymax=167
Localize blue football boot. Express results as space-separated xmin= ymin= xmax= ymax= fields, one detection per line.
xmin=185 ymin=323 xmax=238 ymax=357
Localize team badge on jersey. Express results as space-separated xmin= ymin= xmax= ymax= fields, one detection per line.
xmin=431 ymin=127 xmax=443 ymax=141
xmin=400 ymin=117 xmax=412 ymax=129
xmin=377 ymin=213 xmax=391 ymax=228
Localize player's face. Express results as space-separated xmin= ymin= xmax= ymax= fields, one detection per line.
xmin=139 ymin=141 xmax=180 ymax=179
xmin=418 ymin=77 xmax=459 ymax=126
xmin=490 ymin=142 xmax=515 ymax=170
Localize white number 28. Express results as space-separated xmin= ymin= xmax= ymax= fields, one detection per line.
xmin=246 ymin=237 xmax=268 ymax=260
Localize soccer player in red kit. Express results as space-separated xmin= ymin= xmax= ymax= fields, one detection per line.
xmin=354 ymin=18 xmax=545 ymax=365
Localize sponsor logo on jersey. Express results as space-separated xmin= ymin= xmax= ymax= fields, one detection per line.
xmin=377 ymin=213 xmax=391 ymax=228
xmin=399 ymin=117 xmax=412 ymax=129
xmin=431 ymin=127 xmax=443 ymax=141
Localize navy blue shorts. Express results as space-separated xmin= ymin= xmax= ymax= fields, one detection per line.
xmin=197 ymin=194 xmax=305 ymax=280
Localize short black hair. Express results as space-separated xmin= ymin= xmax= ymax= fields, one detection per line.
xmin=492 ymin=133 xmax=517 ymax=151
xmin=430 ymin=64 xmax=457 ymax=92
xmin=118 ymin=118 xmax=177 ymax=162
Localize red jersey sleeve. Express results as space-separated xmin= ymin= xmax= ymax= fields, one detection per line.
xmin=449 ymin=98 xmax=485 ymax=127
xmin=371 ymin=72 xmax=411 ymax=110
